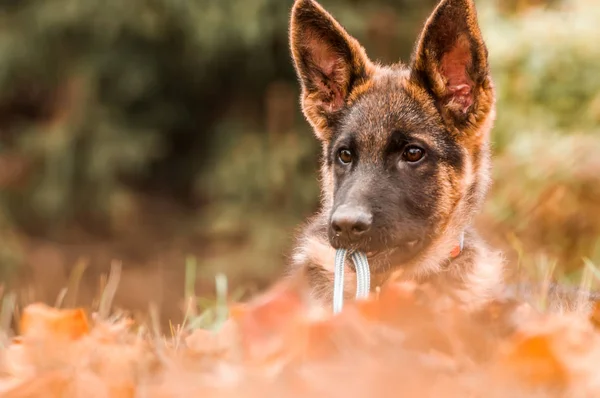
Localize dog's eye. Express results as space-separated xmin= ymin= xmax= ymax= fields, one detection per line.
xmin=338 ymin=148 xmax=353 ymax=164
xmin=402 ymin=146 xmax=425 ymax=163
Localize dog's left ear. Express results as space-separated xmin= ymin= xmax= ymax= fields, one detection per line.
xmin=410 ymin=0 xmax=492 ymax=129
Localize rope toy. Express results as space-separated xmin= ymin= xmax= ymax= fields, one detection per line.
xmin=333 ymin=249 xmax=371 ymax=314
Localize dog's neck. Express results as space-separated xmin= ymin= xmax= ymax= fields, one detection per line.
xmin=373 ymin=228 xmax=467 ymax=283
xmin=291 ymin=219 xmax=505 ymax=312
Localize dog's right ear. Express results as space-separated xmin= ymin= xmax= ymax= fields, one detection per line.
xmin=290 ymin=0 xmax=372 ymax=141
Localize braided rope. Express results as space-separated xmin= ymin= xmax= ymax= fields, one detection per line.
xmin=333 ymin=249 xmax=371 ymax=314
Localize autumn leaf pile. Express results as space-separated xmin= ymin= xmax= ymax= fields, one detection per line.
xmin=2 ymin=280 xmax=600 ymax=397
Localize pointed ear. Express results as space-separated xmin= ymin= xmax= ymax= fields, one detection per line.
xmin=410 ymin=0 xmax=493 ymax=130
xmin=290 ymin=0 xmax=373 ymax=141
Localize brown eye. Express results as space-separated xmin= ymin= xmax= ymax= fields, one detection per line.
xmin=338 ymin=149 xmax=353 ymax=164
xmin=402 ymin=146 xmax=425 ymax=163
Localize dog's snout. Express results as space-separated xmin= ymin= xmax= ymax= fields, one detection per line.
xmin=330 ymin=205 xmax=373 ymax=241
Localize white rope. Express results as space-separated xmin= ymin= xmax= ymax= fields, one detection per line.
xmin=333 ymin=248 xmax=347 ymax=314
xmin=333 ymin=249 xmax=371 ymax=314
xmin=352 ymin=251 xmax=370 ymax=299
xmin=333 ymin=233 xmax=465 ymax=314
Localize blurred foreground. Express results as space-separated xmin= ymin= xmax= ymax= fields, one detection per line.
xmin=2 ymin=276 xmax=600 ymax=397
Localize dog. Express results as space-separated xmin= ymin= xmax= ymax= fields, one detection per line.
xmin=285 ymin=0 xmax=503 ymax=311
xmin=285 ymin=0 xmax=599 ymax=314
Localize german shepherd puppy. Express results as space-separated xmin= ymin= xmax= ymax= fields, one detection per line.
xmin=285 ymin=0 xmax=600 ymax=314
xmin=286 ymin=0 xmax=504 ymax=310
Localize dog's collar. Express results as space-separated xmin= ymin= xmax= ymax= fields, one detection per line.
xmin=449 ymin=231 xmax=465 ymax=259
xmin=450 ymin=232 xmax=465 ymax=259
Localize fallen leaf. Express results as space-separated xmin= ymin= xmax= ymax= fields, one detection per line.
xmin=589 ymin=301 xmax=600 ymax=329
xmin=498 ymin=332 xmax=568 ymax=388
xmin=20 ymin=303 xmax=89 ymax=341
xmin=2 ymin=371 xmax=70 ymax=398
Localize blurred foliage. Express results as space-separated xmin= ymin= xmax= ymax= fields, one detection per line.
xmin=0 ymin=0 xmax=598 ymax=289
xmin=478 ymin=0 xmax=600 ymax=281
xmin=481 ymin=0 xmax=600 ymax=150
xmin=484 ymin=133 xmax=600 ymax=277
xmin=0 ymin=0 xmax=437 ymax=283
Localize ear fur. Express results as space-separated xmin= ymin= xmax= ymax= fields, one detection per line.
xmin=410 ymin=0 xmax=492 ymax=130
xmin=290 ymin=0 xmax=373 ymax=141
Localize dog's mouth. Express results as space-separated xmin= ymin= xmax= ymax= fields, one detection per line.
xmin=339 ymin=238 xmax=424 ymax=274
xmin=331 ymin=236 xmax=423 ymax=253
xmin=365 ymin=239 xmax=421 ymax=258
xmin=328 ymin=221 xmax=430 ymax=270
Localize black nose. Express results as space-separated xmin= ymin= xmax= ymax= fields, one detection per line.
xmin=330 ymin=205 xmax=373 ymax=241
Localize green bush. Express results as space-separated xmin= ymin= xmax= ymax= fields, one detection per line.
xmin=480 ymin=0 xmax=600 ymax=151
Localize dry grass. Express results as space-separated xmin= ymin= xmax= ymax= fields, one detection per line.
xmin=2 ymin=262 xmax=600 ymax=397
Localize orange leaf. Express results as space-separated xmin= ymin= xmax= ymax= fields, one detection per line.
xmin=228 ymin=303 xmax=248 ymax=321
xmin=109 ymin=383 xmax=136 ymax=398
xmin=499 ymin=333 xmax=568 ymax=388
xmin=589 ymin=301 xmax=600 ymax=329
xmin=2 ymin=371 xmax=70 ymax=398
xmin=290 ymin=316 xmax=352 ymax=362
xmin=20 ymin=303 xmax=89 ymax=341
xmin=354 ymin=281 xmax=419 ymax=323
xmin=233 ymin=282 xmax=306 ymax=364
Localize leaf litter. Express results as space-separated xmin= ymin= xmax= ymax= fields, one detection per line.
xmin=2 ymin=271 xmax=600 ymax=397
